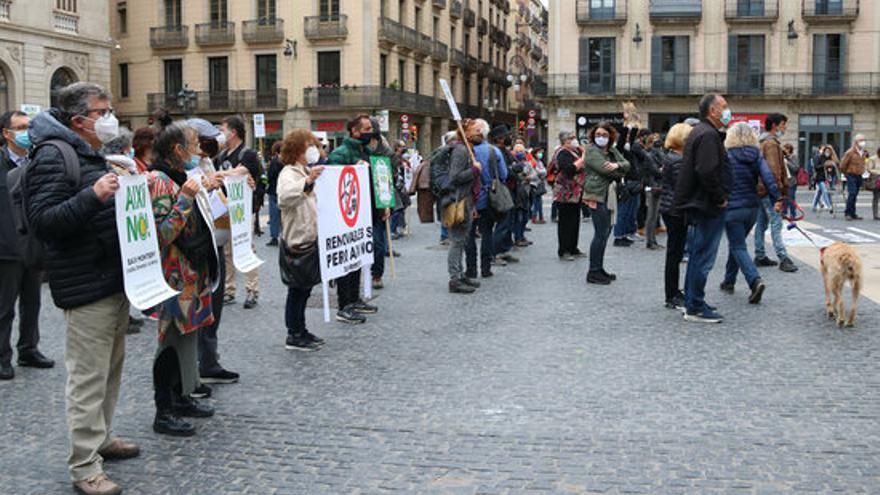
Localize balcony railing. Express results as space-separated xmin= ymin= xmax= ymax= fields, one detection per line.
xmin=802 ymin=0 xmax=859 ymax=22
xmin=301 ymin=86 xmax=453 ymax=118
xmin=415 ymin=32 xmax=433 ymax=57
xmin=576 ymin=0 xmax=628 ymax=25
xmin=465 ymin=55 xmax=479 ymax=73
xmin=379 ymin=17 xmax=405 ymax=46
xmin=537 ymin=72 xmax=880 ymax=98
xmin=464 ymin=8 xmax=476 ymax=27
xmin=450 ymin=0 xmax=463 ymax=18
xmin=150 ymin=25 xmax=189 ymax=49
xmin=304 ymin=15 xmax=349 ymax=41
xmin=433 ymin=0 xmax=447 ymax=9
xmin=432 ymin=40 xmax=449 ymax=62
xmin=242 ymin=18 xmax=284 ymax=44
xmin=147 ymin=89 xmax=288 ymax=114
xmin=195 ymin=22 xmax=235 ymax=46
xmin=53 ymin=11 xmax=78 ymax=33
xmin=725 ymin=0 xmax=779 ymax=21
xmin=478 ymin=17 xmax=488 ymax=35
xmin=450 ymin=48 xmax=466 ymax=68
xmin=649 ymin=0 xmax=702 ymax=22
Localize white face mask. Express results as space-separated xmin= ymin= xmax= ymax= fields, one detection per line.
xmin=87 ymin=113 xmax=119 ymax=144
xmin=595 ymin=136 xmax=609 ymax=148
xmin=305 ymin=145 xmax=321 ymax=165
xmin=216 ymin=132 xmax=227 ymax=148
xmin=858 ymin=141 xmax=866 ymax=150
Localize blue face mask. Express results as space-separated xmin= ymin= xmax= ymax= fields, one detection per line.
xmin=127 ymin=149 xmax=135 ymax=159
xmin=515 ymin=152 xmax=526 ymax=161
xmin=775 ymin=130 xmax=784 ymax=139
xmin=720 ymin=108 xmax=733 ymax=127
xmin=185 ymin=155 xmax=201 ymax=171
xmin=13 ymin=130 xmax=31 ymax=150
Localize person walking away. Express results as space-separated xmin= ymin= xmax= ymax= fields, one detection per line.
xmin=489 ymin=125 xmax=519 ymax=264
xmin=659 ymin=123 xmax=693 ymax=310
xmin=674 ymin=93 xmax=733 ymax=323
xmin=582 ymin=122 xmax=630 ymax=284
xmin=719 ymin=123 xmax=784 ymax=304
xmin=465 ymin=119 xmax=507 ymax=278
xmin=840 ymin=134 xmax=868 ymax=220
xmin=754 ymin=113 xmax=797 ymax=273
xmin=216 ymin=115 xmax=262 ymax=308
xmin=325 ymin=115 xmax=384 ymax=324
xmin=265 ymin=141 xmax=284 ymax=246
xmin=0 ymin=110 xmax=54 ymax=380
xmin=277 ymin=129 xmax=327 ymax=351
xmin=27 ymin=83 xmax=139 ymax=495
xmin=445 ymin=120 xmax=481 ymax=293
xmin=553 ymin=130 xmax=586 ymax=261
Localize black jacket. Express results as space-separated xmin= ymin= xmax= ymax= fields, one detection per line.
xmin=266 ymin=156 xmax=283 ymax=196
xmin=217 ymin=143 xmax=265 ymax=207
xmin=26 ymin=109 xmax=123 ymax=309
xmin=659 ymin=151 xmax=684 ymax=215
xmin=673 ymin=119 xmax=732 ymax=218
xmin=0 ymin=149 xmax=22 ymax=261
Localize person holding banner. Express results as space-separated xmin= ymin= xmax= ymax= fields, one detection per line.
xmin=325 ymin=114 xmax=384 ymax=324
xmin=276 ymin=129 xmax=326 ymax=351
xmin=27 ymin=82 xmax=139 ymax=495
xmin=445 ymin=120 xmax=482 ymax=294
xmin=148 ymin=122 xmax=219 ymax=437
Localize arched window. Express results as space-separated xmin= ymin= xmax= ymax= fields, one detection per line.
xmin=50 ymin=68 xmax=78 ymax=109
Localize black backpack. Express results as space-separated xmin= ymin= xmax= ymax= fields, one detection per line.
xmin=6 ymin=139 xmax=81 ymax=269
xmin=429 ymin=144 xmax=455 ymax=197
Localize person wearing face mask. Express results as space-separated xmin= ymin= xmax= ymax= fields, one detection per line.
xmin=754 ymin=113 xmax=797 ymax=273
xmin=840 ymin=134 xmax=868 ymax=220
xmin=553 ymin=130 xmax=587 ymax=261
xmin=147 ymin=122 xmax=219 ymax=438
xmin=102 ymin=127 xmax=137 ymax=176
xmin=868 ymin=147 xmax=880 ymax=220
xmin=276 ymin=129 xmax=326 ymax=350
xmin=510 ymin=143 xmax=537 ymax=247
xmin=325 ymin=114 xmax=385 ymax=324
xmin=812 ymin=145 xmax=836 ymax=214
xmin=27 ymin=82 xmax=139 ymax=495
xmin=132 ymin=126 xmax=157 ymax=175
xmin=673 ymin=93 xmax=734 ymax=324
xmin=0 ymin=110 xmax=54 ymax=381
xmin=529 ymin=146 xmax=548 ymax=224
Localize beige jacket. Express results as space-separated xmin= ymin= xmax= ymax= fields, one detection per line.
xmin=277 ymin=163 xmax=318 ymax=247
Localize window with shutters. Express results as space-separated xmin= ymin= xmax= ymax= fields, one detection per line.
xmin=415 ymin=64 xmax=422 ymax=95
xmin=320 ymin=0 xmax=340 ymax=20
xmin=651 ymin=35 xmax=689 ymax=95
xmin=210 ymin=0 xmax=227 ymax=24
xmin=119 ymin=63 xmax=129 ymax=98
xmin=164 ymin=0 xmax=181 ymax=27
xmin=815 ymin=0 xmax=843 ymax=15
xmin=163 ymin=59 xmax=183 ymax=96
xmin=813 ymin=34 xmax=845 ymax=95
xmin=256 ymin=54 xmax=277 ymax=95
xmin=257 ymin=0 xmax=276 ymax=22
xmin=728 ymin=35 xmax=765 ymax=94
xmin=117 ymin=2 xmax=127 ymax=34
xmin=380 ymin=54 xmax=388 ymax=88
xmin=735 ymin=0 xmax=765 ymax=16
xmin=579 ymin=37 xmax=615 ymax=94
xmin=398 ymin=58 xmax=406 ymax=90
xmin=56 ymin=0 xmax=76 ymax=13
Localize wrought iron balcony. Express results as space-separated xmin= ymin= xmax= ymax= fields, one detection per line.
xmin=379 ymin=17 xmax=406 ymax=47
xmin=195 ymin=22 xmax=235 ymax=46
xmin=576 ymin=0 xmax=628 ymax=25
xmin=464 ymin=55 xmax=479 ymax=73
xmin=537 ymin=72 xmax=880 ymax=98
xmin=433 ymin=0 xmax=447 ymax=9
xmin=802 ymin=0 xmax=859 ymax=23
xmin=450 ymin=0 xmax=462 ymax=18
xmin=301 ymin=86 xmax=451 ymax=118
xmin=414 ymin=32 xmax=433 ymax=58
xmin=478 ymin=17 xmax=488 ymax=35
xmin=649 ymin=0 xmax=702 ymax=23
xmin=464 ymin=8 xmax=476 ymax=27
xmin=150 ymin=25 xmax=189 ymax=49
xmin=304 ymin=15 xmax=349 ymax=41
xmin=725 ymin=0 xmax=779 ymax=22
xmin=242 ymin=18 xmax=284 ymax=44
xmin=432 ymin=40 xmax=449 ymax=62
xmin=146 ymin=88 xmax=288 ymax=114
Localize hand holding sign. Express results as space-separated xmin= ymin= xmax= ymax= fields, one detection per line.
xmin=94 ymin=173 xmax=120 ymax=202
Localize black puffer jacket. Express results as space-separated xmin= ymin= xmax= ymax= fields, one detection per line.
xmin=0 ymin=150 xmax=22 ymax=261
xmin=26 ymin=109 xmax=123 ymax=309
xmin=659 ymin=151 xmax=684 ymax=215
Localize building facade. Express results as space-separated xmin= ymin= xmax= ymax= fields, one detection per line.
xmin=0 ymin=0 xmax=112 ymax=115
xmin=111 ymin=0 xmax=549 ymax=154
xmin=541 ymin=0 xmax=880 ymax=166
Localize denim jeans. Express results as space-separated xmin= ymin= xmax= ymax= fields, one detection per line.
xmin=588 ymin=203 xmax=612 ymax=273
xmin=466 ymin=209 xmax=496 ymax=275
xmin=845 ymin=174 xmax=862 ymax=217
xmin=644 ymin=190 xmax=662 ymax=245
xmin=684 ymin=211 xmax=726 ymax=313
xmin=787 ymin=183 xmax=798 ymax=218
xmin=532 ymin=193 xmax=544 ymax=220
xmin=447 ymin=217 xmax=472 ymax=280
xmin=754 ymin=196 xmax=787 ymax=260
xmin=613 ymin=194 xmax=640 ymax=238
xmin=813 ymin=181 xmax=832 ymax=210
xmin=513 ymin=209 xmax=528 ymax=241
xmin=493 ymin=211 xmax=513 ymax=255
xmin=390 ymin=210 xmax=403 ymax=234
xmin=267 ymin=194 xmax=281 ymax=240
xmin=440 ymin=225 xmax=449 ymax=241
xmin=285 ymin=286 xmax=312 ymax=336
xmin=371 ymin=219 xmax=386 ymax=279
xmin=722 ymin=207 xmax=760 ymax=288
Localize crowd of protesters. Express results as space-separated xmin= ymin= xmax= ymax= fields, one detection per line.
xmin=3 ymin=78 xmax=879 ymax=495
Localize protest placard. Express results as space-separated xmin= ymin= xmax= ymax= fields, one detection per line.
xmin=223 ymin=175 xmax=264 ymax=273
xmin=370 ymin=156 xmax=396 ymax=209
xmin=114 ymin=175 xmax=179 ymax=310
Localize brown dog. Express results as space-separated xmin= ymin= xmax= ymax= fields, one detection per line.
xmin=820 ymin=242 xmax=863 ymax=327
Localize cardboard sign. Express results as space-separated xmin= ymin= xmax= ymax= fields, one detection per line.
xmin=114 ymin=175 xmax=179 ymax=310
xmin=370 ymin=156 xmax=396 ymax=209
xmin=315 ymin=165 xmax=375 ymax=321
xmin=439 ymin=79 xmax=461 ymax=121
xmin=376 ymin=110 xmax=390 ymax=132
xmin=253 ymin=113 xmax=266 ymax=138
xmin=223 ymin=175 xmax=264 ymax=273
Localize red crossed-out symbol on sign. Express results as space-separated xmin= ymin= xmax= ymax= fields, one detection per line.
xmin=337 ymin=166 xmax=360 ymax=228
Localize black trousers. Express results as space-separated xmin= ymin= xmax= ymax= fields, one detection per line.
xmin=198 ymin=247 xmax=225 ymax=375
xmin=465 ymin=209 xmax=496 ymax=276
xmin=556 ymin=203 xmax=581 ymax=257
xmin=337 ymin=270 xmax=361 ymax=309
xmin=662 ymin=212 xmax=688 ymax=301
xmin=0 ymin=261 xmax=41 ymax=365
xmin=154 ymin=347 xmax=181 ymax=412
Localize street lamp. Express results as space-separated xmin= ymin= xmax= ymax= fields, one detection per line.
xmin=507 ymin=54 xmax=530 ymax=137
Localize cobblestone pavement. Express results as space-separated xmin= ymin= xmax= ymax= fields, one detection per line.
xmin=1 ymin=208 xmax=878 ymax=495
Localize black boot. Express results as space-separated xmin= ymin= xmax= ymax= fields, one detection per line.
xmin=153 ymin=410 xmax=195 ymax=437
xmin=172 ymin=395 xmax=215 ymax=418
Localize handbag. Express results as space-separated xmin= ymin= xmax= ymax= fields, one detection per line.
xmin=487 ymin=145 xmax=514 ymax=214
xmin=442 ymin=199 xmax=466 ymax=227
xmin=279 ymin=239 xmax=322 ymax=288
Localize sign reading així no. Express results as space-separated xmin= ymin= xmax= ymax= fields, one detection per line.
xmin=224 ymin=175 xmax=264 ymax=273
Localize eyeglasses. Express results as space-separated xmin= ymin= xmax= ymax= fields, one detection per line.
xmin=84 ymin=108 xmax=115 ymax=118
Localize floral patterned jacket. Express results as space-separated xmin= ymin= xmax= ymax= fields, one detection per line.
xmin=148 ymin=169 xmax=216 ymax=341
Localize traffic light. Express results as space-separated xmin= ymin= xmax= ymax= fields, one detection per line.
xmin=411 ymin=124 xmax=418 ymax=141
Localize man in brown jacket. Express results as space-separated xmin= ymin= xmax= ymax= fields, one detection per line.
xmin=755 ymin=113 xmax=797 ymax=273
xmin=840 ymin=134 xmax=868 ymax=220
